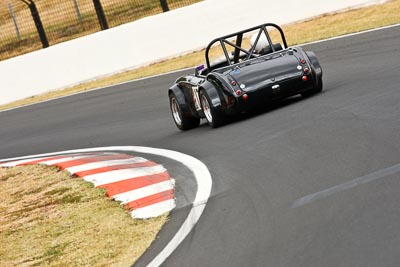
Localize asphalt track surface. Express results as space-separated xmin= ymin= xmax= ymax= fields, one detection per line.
xmin=1 ymin=25 xmax=399 ymax=266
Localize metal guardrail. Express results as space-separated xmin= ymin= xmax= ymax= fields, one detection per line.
xmin=0 ymin=0 xmax=202 ymax=61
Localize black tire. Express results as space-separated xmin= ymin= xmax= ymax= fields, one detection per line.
xmin=169 ymin=93 xmax=200 ymax=131
xmin=199 ymin=90 xmax=226 ymax=128
xmin=301 ymin=77 xmax=323 ymax=97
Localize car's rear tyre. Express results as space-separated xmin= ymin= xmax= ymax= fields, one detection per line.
xmin=301 ymin=77 xmax=323 ymax=97
xmin=199 ymin=90 xmax=225 ymax=128
xmin=169 ymin=93 xmax=200 ymax=130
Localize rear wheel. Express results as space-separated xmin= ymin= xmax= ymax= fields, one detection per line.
xmin=169 ymin=93 xmax=200 ymax=130
xmin=199 ymin=90 xmax=225 ymax=128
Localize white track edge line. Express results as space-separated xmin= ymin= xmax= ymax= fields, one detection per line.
xmin=300 ymin=23 xmax=400 ymax=47
xmin=0 ymin=146 xmax=212 ymax=267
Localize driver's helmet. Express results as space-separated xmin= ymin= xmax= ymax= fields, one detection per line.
xmin=250 ymin=33 xmax=269 ymax=53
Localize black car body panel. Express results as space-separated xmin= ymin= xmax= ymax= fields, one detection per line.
xmin=168 ymin=23 xmax=323 ymax=130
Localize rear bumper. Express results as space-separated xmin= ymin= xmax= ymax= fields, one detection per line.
xmin=229 ymin=74 xmax=316 ymax=112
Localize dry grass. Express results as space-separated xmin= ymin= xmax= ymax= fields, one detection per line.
xmin=280 ymin=0 xmax=400 ymax=45
xmin=0 ymin=165 xmax=167 ymax=266
xmin=0 ymin=0 xmax=201 ymax=60
xmin=0 ymin=0 xmax=399 ymax=112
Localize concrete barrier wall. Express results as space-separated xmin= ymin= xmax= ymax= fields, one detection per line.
xmin=0 ymin=0 xmax=385 ymax=105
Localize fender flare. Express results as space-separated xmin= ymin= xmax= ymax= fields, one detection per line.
xmin=168 ymin=84 xmax=193 ymax=117
xmin=306 ymin=51 xmax=323 ymax=78
xmin=199 ymin=80 xmax=225 ymax=109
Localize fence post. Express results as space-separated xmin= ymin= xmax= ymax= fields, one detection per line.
xmin=8 ymin=2 xmax=22 ymax=41
xmin=26 ymin=1 xmax=49 ymax=48
xmin=92 ymin=0 xmax=108 ymax=30
xmin=73 ymin=0 xmax=83 ymax=25
xmin=159 ymin=0 xmax=170 ymax=12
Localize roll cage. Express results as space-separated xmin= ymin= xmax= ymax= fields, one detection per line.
xmin=204 ymin=23 xmax=288 ymax=72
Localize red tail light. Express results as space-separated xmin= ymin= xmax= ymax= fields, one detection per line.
xmin=231 ymin=81 xmax=237 ymax=86
xmin=236 ymin=90 xmax=242 ymax=95
xmin=302 ymin=76 xmax=308 ymax=81
xmin=300 ymin=59 xmax=306 ymax=64
xmin=304 ymin=68 xmax=310 ymax=74
xmin=242 ymin=94 xmax=249 ymax=101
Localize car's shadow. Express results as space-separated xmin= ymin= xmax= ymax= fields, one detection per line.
xmin=224 ymin=93 xmax=312 ymax=126
xmin=186 ymin=92 xmax=324 ymax=131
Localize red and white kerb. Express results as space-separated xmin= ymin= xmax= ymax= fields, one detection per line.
xmin=0 ymin=152 xmax=176 ymax=219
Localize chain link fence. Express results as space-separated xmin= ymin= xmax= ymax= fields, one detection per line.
xmin=0 ymin=0 xmax=202 ymax=61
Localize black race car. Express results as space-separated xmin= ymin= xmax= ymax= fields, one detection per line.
xmin=168 ymin=23 xmax=323 ymax=130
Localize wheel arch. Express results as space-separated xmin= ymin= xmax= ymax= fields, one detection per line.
xmin=305 ymin=51 xmax=323 ymax=78
xmin=199 ymin=80 xmax=226 ymax=109
xmin=169 ymin=84 xmax=193 ymax=117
